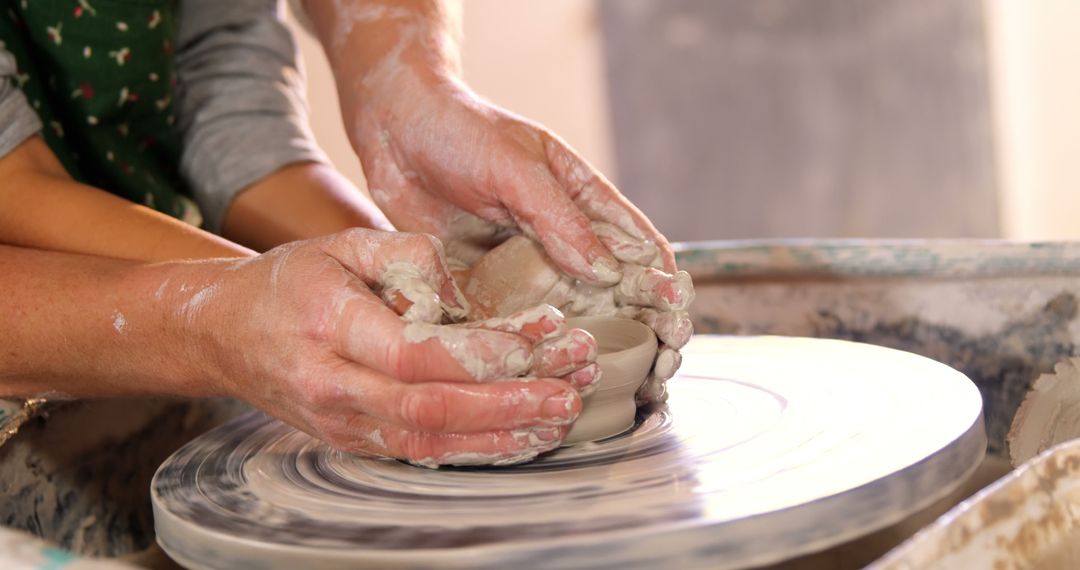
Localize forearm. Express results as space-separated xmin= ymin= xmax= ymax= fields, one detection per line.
xmin=0 ymin=244 xmax=221 ymax=398
xmin=221 ymin=162 xmax=392 ymax=252
xmin=305 ymin=0 xmax=464 ymax=145
xmin=0 ymin=138 xmax=252 ymax=262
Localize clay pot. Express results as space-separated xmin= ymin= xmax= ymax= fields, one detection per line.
xmin=564 ymin=317 xmax=657 ymax=444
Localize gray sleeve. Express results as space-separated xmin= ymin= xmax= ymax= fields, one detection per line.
xmin=175 ymin=0 xmax=329 ymax=233
xmin=0 ymin=50 xmax=42 ymax=159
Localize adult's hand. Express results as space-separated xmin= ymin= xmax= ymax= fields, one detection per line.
xmin=171 ymin=229 xmax=598 ymax=466
xmin=305 ymin=0 xmax=675 ymax=279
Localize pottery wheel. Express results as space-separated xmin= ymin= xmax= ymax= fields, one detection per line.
xmin=152 ymin=336 xmax=985 ymax=570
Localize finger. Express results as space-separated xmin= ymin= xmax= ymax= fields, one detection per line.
xmin=653 ymin=347 xmax=683 ymax=381
xmin=615 ymin=266 xmax=696 ymax=311
xmin=617 ymin=307 xmax=694 ymax=349
xmin=356 ymin=374 xmax=583 ymax=433
xmin=322 ymin=228 xmax=470 ymax=319
xmin=636 ymin=376 xmax=669 ymax=405
xmin=543 ymin=133 xmax=677 ymax=272
xmin=337 ymin=417 xmax=567 ymax=468
xmin=381 ymin=268 xmax=443 ymax=323
xmin=566 ymin=362 xmax=602 ymax=396
xmin=635 ymin=347 xmax=681 ymax=406
xmin=592 ymin=221 xmax=658 ymax=265
xmin=336 ymin=289 xmax=533 ymax=382
xmin=463 ymin=304 xmax=568 ymax=343
xmin=497 ymin=156 xmax=621 ymax=285
xmin=532 ymin=328 xmax=598 ymax=378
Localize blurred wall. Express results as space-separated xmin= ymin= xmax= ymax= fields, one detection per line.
xmin=985 ymin=0 xmax=1080 ymax=240
xmin=288 ymin=1 xmax=1080 ymax=242
xmin=601 ymin=0 xmax=1000 ymax=242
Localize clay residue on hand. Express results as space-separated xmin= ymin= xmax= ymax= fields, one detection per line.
xmin=379 ymin=261 xmax=469 ymax=323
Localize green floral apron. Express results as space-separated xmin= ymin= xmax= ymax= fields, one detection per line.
xmin=0 ymin=0 xmax=200 ymax=224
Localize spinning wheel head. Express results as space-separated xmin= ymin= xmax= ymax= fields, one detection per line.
xmin=152 ymin=336 xmax=984 ymax=570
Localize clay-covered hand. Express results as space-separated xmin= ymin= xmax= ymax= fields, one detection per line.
xmin=348 ymin=71 xmax=675 ymax=279
xmin=348 ymin=74 xmax=692 ymax=401
xmin=181 ymin=229 xmax=597 ymax=466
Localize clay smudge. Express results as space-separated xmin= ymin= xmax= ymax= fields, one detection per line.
xmin=466 ymin=304 xmax=568 ymax=342
xmin=329 ymin=1 xmax=411 ymax=51
xmin=540 ymin=229 xmax=620 ymax=287
xmin=382 ymin=260 xmax=470 ymax=323
xmin=381 ymin=261 xmax=443 ymax=323
xmin=111 ymin=310 xmax=127 ymax=334
xmin=368 ymin=429 xmax=386 ymax=448
xmin=153 ymin=277 xmax=171 ymax=302
xmin=592 ymin=221 xmax=658 ymax=266
xmin=267 ymin=243 xmax=299 ymax=296
xmin=180 ymin=284 xmax=220 ymax=324
xmin=615 ymin=266 xmax=695 ymax=312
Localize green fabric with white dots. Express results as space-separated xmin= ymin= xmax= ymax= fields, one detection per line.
xmin=0 ymin=0 xmax=199 ymax=223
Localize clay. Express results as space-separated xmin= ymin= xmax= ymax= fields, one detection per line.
xmin=464 ymin=236 xmax=562 ymax=319
xmin=1007 ymin=357 xmax=1080 ymax=466
xmin=462 ymin=235 xmax=694 ymax=342
xmin=563 ymin=317 xmax=656 ymax=444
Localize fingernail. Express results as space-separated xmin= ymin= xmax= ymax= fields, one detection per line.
xmin=569 ymin=363 xmax=602 ymax=395
xmin=542 ymin=391 xmax=580 ymax=422
xmin=570 ymin=329 xmax=598 ymax=362
xmin=590 ymin=256 xmax=622 ymax=286
xmin=653 ymin=349 xmax=682 ymax=380
xmin=636 ymin=378 xmax=668 ymax=405
xmin=666 ymin=271 xmax=696 ymax=311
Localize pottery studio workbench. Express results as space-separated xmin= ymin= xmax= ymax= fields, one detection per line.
xmin=2 ymin=239 xmax=1080 ymax=569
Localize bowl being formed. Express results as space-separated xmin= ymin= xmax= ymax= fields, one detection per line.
xmin=564 ymin=317 xmax=657 ymax=444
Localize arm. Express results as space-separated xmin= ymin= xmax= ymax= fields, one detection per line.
xmin=303 ymin=0 xmax=676 ymax=278
xmin=0 ymin=233 xmax=590 ymax=466
xmin=175 ymin=0 xmax=391 ymax=252
xmin=222 ymin=161 xmax=391 ymax=252
xmin=0 ymin=244 xmax=210 ymax=397
xmin=0 ymin=138 xmax=250 ymax=261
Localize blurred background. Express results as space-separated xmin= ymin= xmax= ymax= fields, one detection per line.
xmin=288 ymin=0 xmax=1080 ymax=242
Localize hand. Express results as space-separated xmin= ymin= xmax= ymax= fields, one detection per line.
xmin=178 ymin=229 xmax=598 ymax=466
xmin=305 ymin=0 xmax=690 ymax=400
xmin=351 ymin=78 xmax=693 ymax=401
xmin=349 ymin=73 xmax=676 ymax=279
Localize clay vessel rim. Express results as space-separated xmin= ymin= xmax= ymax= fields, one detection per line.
xmin=567 ymin=316 xmax=654 ymax=359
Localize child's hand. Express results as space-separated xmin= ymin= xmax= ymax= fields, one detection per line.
xmin=176 ymin=229 xmax=596 ymax=466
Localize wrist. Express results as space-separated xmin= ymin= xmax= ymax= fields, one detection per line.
xmin=121 ymin=259 xmax=239 ymax=398
xmin=314 ymin=3 xmax=464 ymax=139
